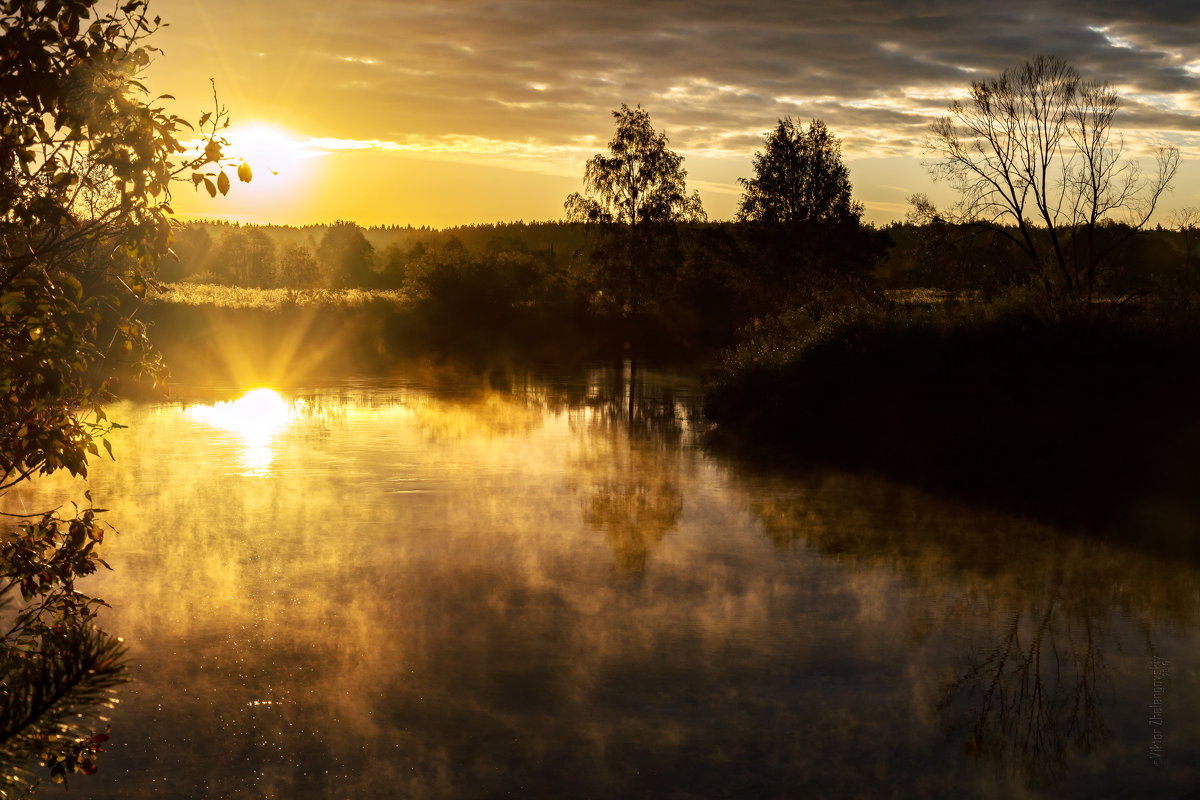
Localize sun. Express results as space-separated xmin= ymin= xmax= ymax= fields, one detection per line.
xmin=222 ymin=123 xmax=317 ymax=180
xmin=174 ymin=122 xmax=326 ymax=222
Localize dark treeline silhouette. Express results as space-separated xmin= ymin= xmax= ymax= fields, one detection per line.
xmin=880 ymin=218 xmax=1200 ymax=300
xmin=162 ymin=216 xmax=1200 ymax=298
xmin=154 ymin=84 xmax=1199 ymax=374
xmin=150 ymin=107 xmax=890 ymax=362
xmin=155 ymin=214 xmax=1199 ymax=351
xmin=151 ymin=215 xmax=890 ymax=362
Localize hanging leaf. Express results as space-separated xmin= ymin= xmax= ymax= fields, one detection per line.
xmin=203 ymin=177 xmax=216 ymax=197
xmin=217 ymin=170 xmax=230 ymax=196
xmin=237 ymin=161 xmax=252 ymax=183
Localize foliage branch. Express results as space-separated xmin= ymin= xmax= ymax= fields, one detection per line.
xmin=0 ymin=0 xmax=251 ymax=792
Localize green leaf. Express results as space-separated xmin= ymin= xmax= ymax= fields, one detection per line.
xmin=63 ymin=274 xmax=83 ymax=300
xmin=1 ymin=291 xmax=24 ymax=315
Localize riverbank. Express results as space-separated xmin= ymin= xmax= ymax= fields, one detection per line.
xmin=704 ymin=302 xmax=1200 ymax=556
xmin=135 ymin=283 xmax=717 ymax=389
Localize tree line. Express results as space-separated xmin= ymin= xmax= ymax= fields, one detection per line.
xmin=153 ymin=206 xmax=1199 ymax=358
xmin=163 ymin=213 xmax=1200 ymax=301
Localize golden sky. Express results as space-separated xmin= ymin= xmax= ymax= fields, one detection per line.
xmin=143 ymin=0 xmax=1200 ymax=228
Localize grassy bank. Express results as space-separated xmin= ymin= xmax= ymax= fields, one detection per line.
xmin=137 ymin=283 xmax=706 ymax=387
xmin=705 ymin=301 xmax=1200 ymax=555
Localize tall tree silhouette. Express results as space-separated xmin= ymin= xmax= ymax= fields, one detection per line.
xmin=318 ymin=221 xmax=375 ymax=288
xmin=736 ymin=117 xmax=877 ymax=298
xmin=565 ymin=105 xmax=704 ymax=316
xmin=738 ymin=118 xmax=862 ymax=226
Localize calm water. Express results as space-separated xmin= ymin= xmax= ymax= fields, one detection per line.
xmin=10 ymin=365 xmax=1199 ymax=798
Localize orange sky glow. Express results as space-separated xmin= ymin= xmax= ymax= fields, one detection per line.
xmin=144 ymin=0 xmax=1200 ymax=229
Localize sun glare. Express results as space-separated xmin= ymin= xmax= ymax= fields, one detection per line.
xmin=186 ymin=388 xmax=295 ymax=476
xmin=223 ymin=123 xmax=318 ymax=178
xmin=174 ymin=122 xmax=327 ymax=222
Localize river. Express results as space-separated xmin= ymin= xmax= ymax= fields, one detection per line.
xmin=9 ymin=364 xmax=1199 ymax=798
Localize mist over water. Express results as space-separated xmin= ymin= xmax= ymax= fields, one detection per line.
xmin=13 ymin=366 xmax=1199 ymax=799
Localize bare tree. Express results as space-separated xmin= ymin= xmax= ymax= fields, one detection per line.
xmin=939 ymin=602 xmax=1108 ymax=790
xmin=1167 ymin=206 xmax=1200 ymax=271
xmin=926 ymin=56 xmax=1179 ymax=302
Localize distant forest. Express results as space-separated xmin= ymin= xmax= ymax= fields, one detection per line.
xmin=163 ymin=217 xmax=1200 ymax=299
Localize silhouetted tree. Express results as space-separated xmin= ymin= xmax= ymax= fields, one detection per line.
xmin=926 ymin=55 xmax=1179 ymax=302
xmin=276 ymin=242 xmax=321 ymax=288
xmin=939 ymin=603 xmax=1107 ymax=790
xmin=565 ymin=105 xmax=705 ymax=316
xmin=213 ymin=227 xmax=276 ymax=287
xmin=738 ymin=118 xmax=862 ymax=226
xmin=317 ymin=221 xmax=375 ymax=287
xmin=403 ymin=237 xmax=544 ymax=348
xmin=1168 ymin=207 xmax=1200 ymax=272
xmin=736 ymin=118 xmax=881 ymax=302
xmin=376 ymin=242 xmax=421 ymax=289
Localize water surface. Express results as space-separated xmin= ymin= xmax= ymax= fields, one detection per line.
xmin=12 ymin=365 xmax=1199 ymax=798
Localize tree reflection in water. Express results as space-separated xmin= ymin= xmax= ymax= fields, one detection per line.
xmin=580 ymin=458 xmax=683 ymax=574
xmin=573 ymin=361 xmax=694 ymax=573
xmin=734 ymin=468 xmax=1197 ymax=792
xmin=938 ymin=599 xmax=1107 ymax=789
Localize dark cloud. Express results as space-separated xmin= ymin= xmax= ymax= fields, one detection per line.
xmin=151 ymin=0 xmax=1200 ymax=149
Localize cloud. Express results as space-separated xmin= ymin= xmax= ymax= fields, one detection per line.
xmin=152 ymin=0 xmax=1198 ymax=143
xmin=299 ymin=134 xmax=589 ymax=176
xmin=148 ymin=0 xmax=1199 ymax=221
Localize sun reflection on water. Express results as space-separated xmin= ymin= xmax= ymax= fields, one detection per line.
xmin=185 ymin=388 xmax=296 ymax=476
